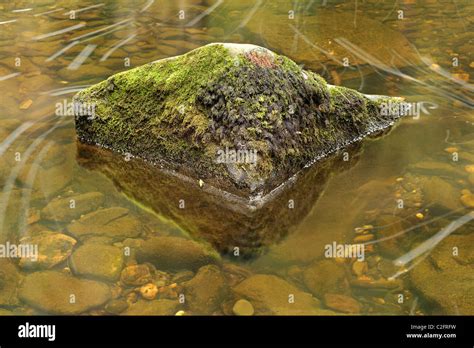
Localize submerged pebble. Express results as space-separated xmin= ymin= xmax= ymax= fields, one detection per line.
xmin=352 ymin=261 xmax=368 ymax=276
xmin=121 ymin=264 xmax=154 ymax=286
xmin=18 ymin=231 xmax=76 ymax=270
xmin=70 ymin=244 xmax=124 ymax=282
xmin=41 ymin=192 xmax=104 ymax=222
xmin=183 ymin=265 xmax=228 ymax=314
xmin=18 ymin=271 xmax=111 ymax=315
xmin=353 ymin=234 xmax=374 ymax=243
xmin=460 ymin=190 xmax=474 ymax=208
xmin=139 ymin=283 xmax=159 ymax=300
xmin=323 ymin=293 xmax=361 ymax=314
xmin=232 ymin=299 xmax=254 ymax=316
xmin=465 ymin=165 xmax=474 ymax=174
xmin=105 ymin=299 xmax=129 ymax=314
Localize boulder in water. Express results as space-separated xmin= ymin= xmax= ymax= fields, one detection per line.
xmin=74 ymin=43 xmax=403 ymax=203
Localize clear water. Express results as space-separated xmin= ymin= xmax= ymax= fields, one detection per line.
xmin=0 ymin=0 xmax=472 ymax=316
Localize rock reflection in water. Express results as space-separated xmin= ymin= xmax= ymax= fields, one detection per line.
xmin=77 ymin=141 xmax=362 ymax=257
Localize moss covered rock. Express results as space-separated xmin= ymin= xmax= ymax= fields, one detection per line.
xmin=74 ymin=43 xmax=402 ymax=200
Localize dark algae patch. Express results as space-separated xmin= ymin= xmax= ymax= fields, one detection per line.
xmin=74 ymin=43 xmax=403 ymax=203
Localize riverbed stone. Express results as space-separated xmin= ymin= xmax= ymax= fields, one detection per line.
xmin=136 ymin=236 xmax=220 ymax=271
xmin=468 ymin=173 xmax=474 ymax=186
xmin=41 ymin=192 xmax=104 ymax=222
xmin=74 ymin=43 xmax=403 ymax=200
xmin=418 ymin=176 xmax=462 ymax=211
xmin=374 ymin=215 xmax=406 ymax=258
xmin=67 ymin=207 xmax=142 ymax=241
xmin=244 ymin=5 xmax=419 ymax=69
xmin=233 ymin=274 xmax=333 ymax=315
xmin=18 ymin=271 xmax=111 ymax=314
xmin=351 ymin=260 xmax=368 ymax=276
xmin=120 ymin=264 xmax=154 ymax=286
xmin=70 ymin=244 xmax=124 ymax=281
xmin=410 ymin=234 xmax=474 ymax=314
xmin=172 ymin=270 xmax=195 ymax=284
xmin=460 ymin=190 xmax=474 ymax=208
xmin=18 ymin=231 xmax=77 ymax=269
xmin=35 ymin=156 xmax=75 ymax=198
xmin=323 ymin=293 xmax=361 ymax=314
xmin=409 ymin=161 xmax=466 ymax=178
xmin=0 ymin=259 xmax=21 ymax=307
xmin=302 ymin=259 xmax=350 ymax=298
xmin=123 ymin=299 xmax=180 ymax=315
xmin=183 ymin=264 xmax=229 ymax=314
xmin=232 ymin=299 xmax=254 ymax=316
xmin=105 ymin=299 xmax=129 ymax=314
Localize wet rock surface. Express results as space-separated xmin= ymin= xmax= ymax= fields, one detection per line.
xmin=302 ymin=260 xmax=350 ymax=298
xmin=120 ymin=264 xmax=154 ymax=286
xmin=41 ymin=192 xmax=104 ymax=222
xmin=18 ymin=231 xmax=76 ymax=270
xmin=136 ymin=236 xmax=220 ymax=271
xmin=418 ymin=176 xmax=462 ymax=211
xmin=0 ymin=259 xmax=21 ymax=307
xmin=123 ymin=299 xmax=180 ymax=316
xmin=183 ymin=265 xmax=229 ymax=314
xmin=70 ymin=244 xmax=124 ymax=281
xmin=0 ymin=308 xmax=14 ymax=315
xmin=232 ymin=299 xmax=254 ymax=316
xmin=67 ymin=207 xmax=142 ymax=241
xmin=323 ymin=293 xmax=361 ymax=314
xmin=18 ymin=271 xmax=111 ymax=314
xmin=105 ymin=299 xmax=129 ymax=314
xmin=233 ymin=274 xmax=334 ymax=315
xmin=410 ymin=234 xmax=474 ymax=315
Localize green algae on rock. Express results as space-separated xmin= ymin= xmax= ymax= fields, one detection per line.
xmin=74 ymin=43 xmax=403 ymax=202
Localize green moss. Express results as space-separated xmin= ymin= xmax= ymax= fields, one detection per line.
xmin=76 ymin=44 xmax=233 ymax=157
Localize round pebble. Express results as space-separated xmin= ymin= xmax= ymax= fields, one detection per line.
xmin=460 ymin=191 xmax=474 ymax=208
xmin=121 ymin=264 xmax=153 ymax=286
xmin=139 ymin=283 xmax=158 ymax=300
xmin=465 ymin=165 xmax=474 ymax=173
xmin=444 ymin=147 xmax=458 ymax=153
xmin=232 ymin=299 xmax=254 ymax=316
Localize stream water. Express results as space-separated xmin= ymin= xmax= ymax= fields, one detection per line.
xmin=0 ymin=0 xmax=473 ymax=316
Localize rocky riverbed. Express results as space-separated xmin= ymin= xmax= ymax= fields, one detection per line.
xmin=1 ymin=148 xmax=472 ymax=316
